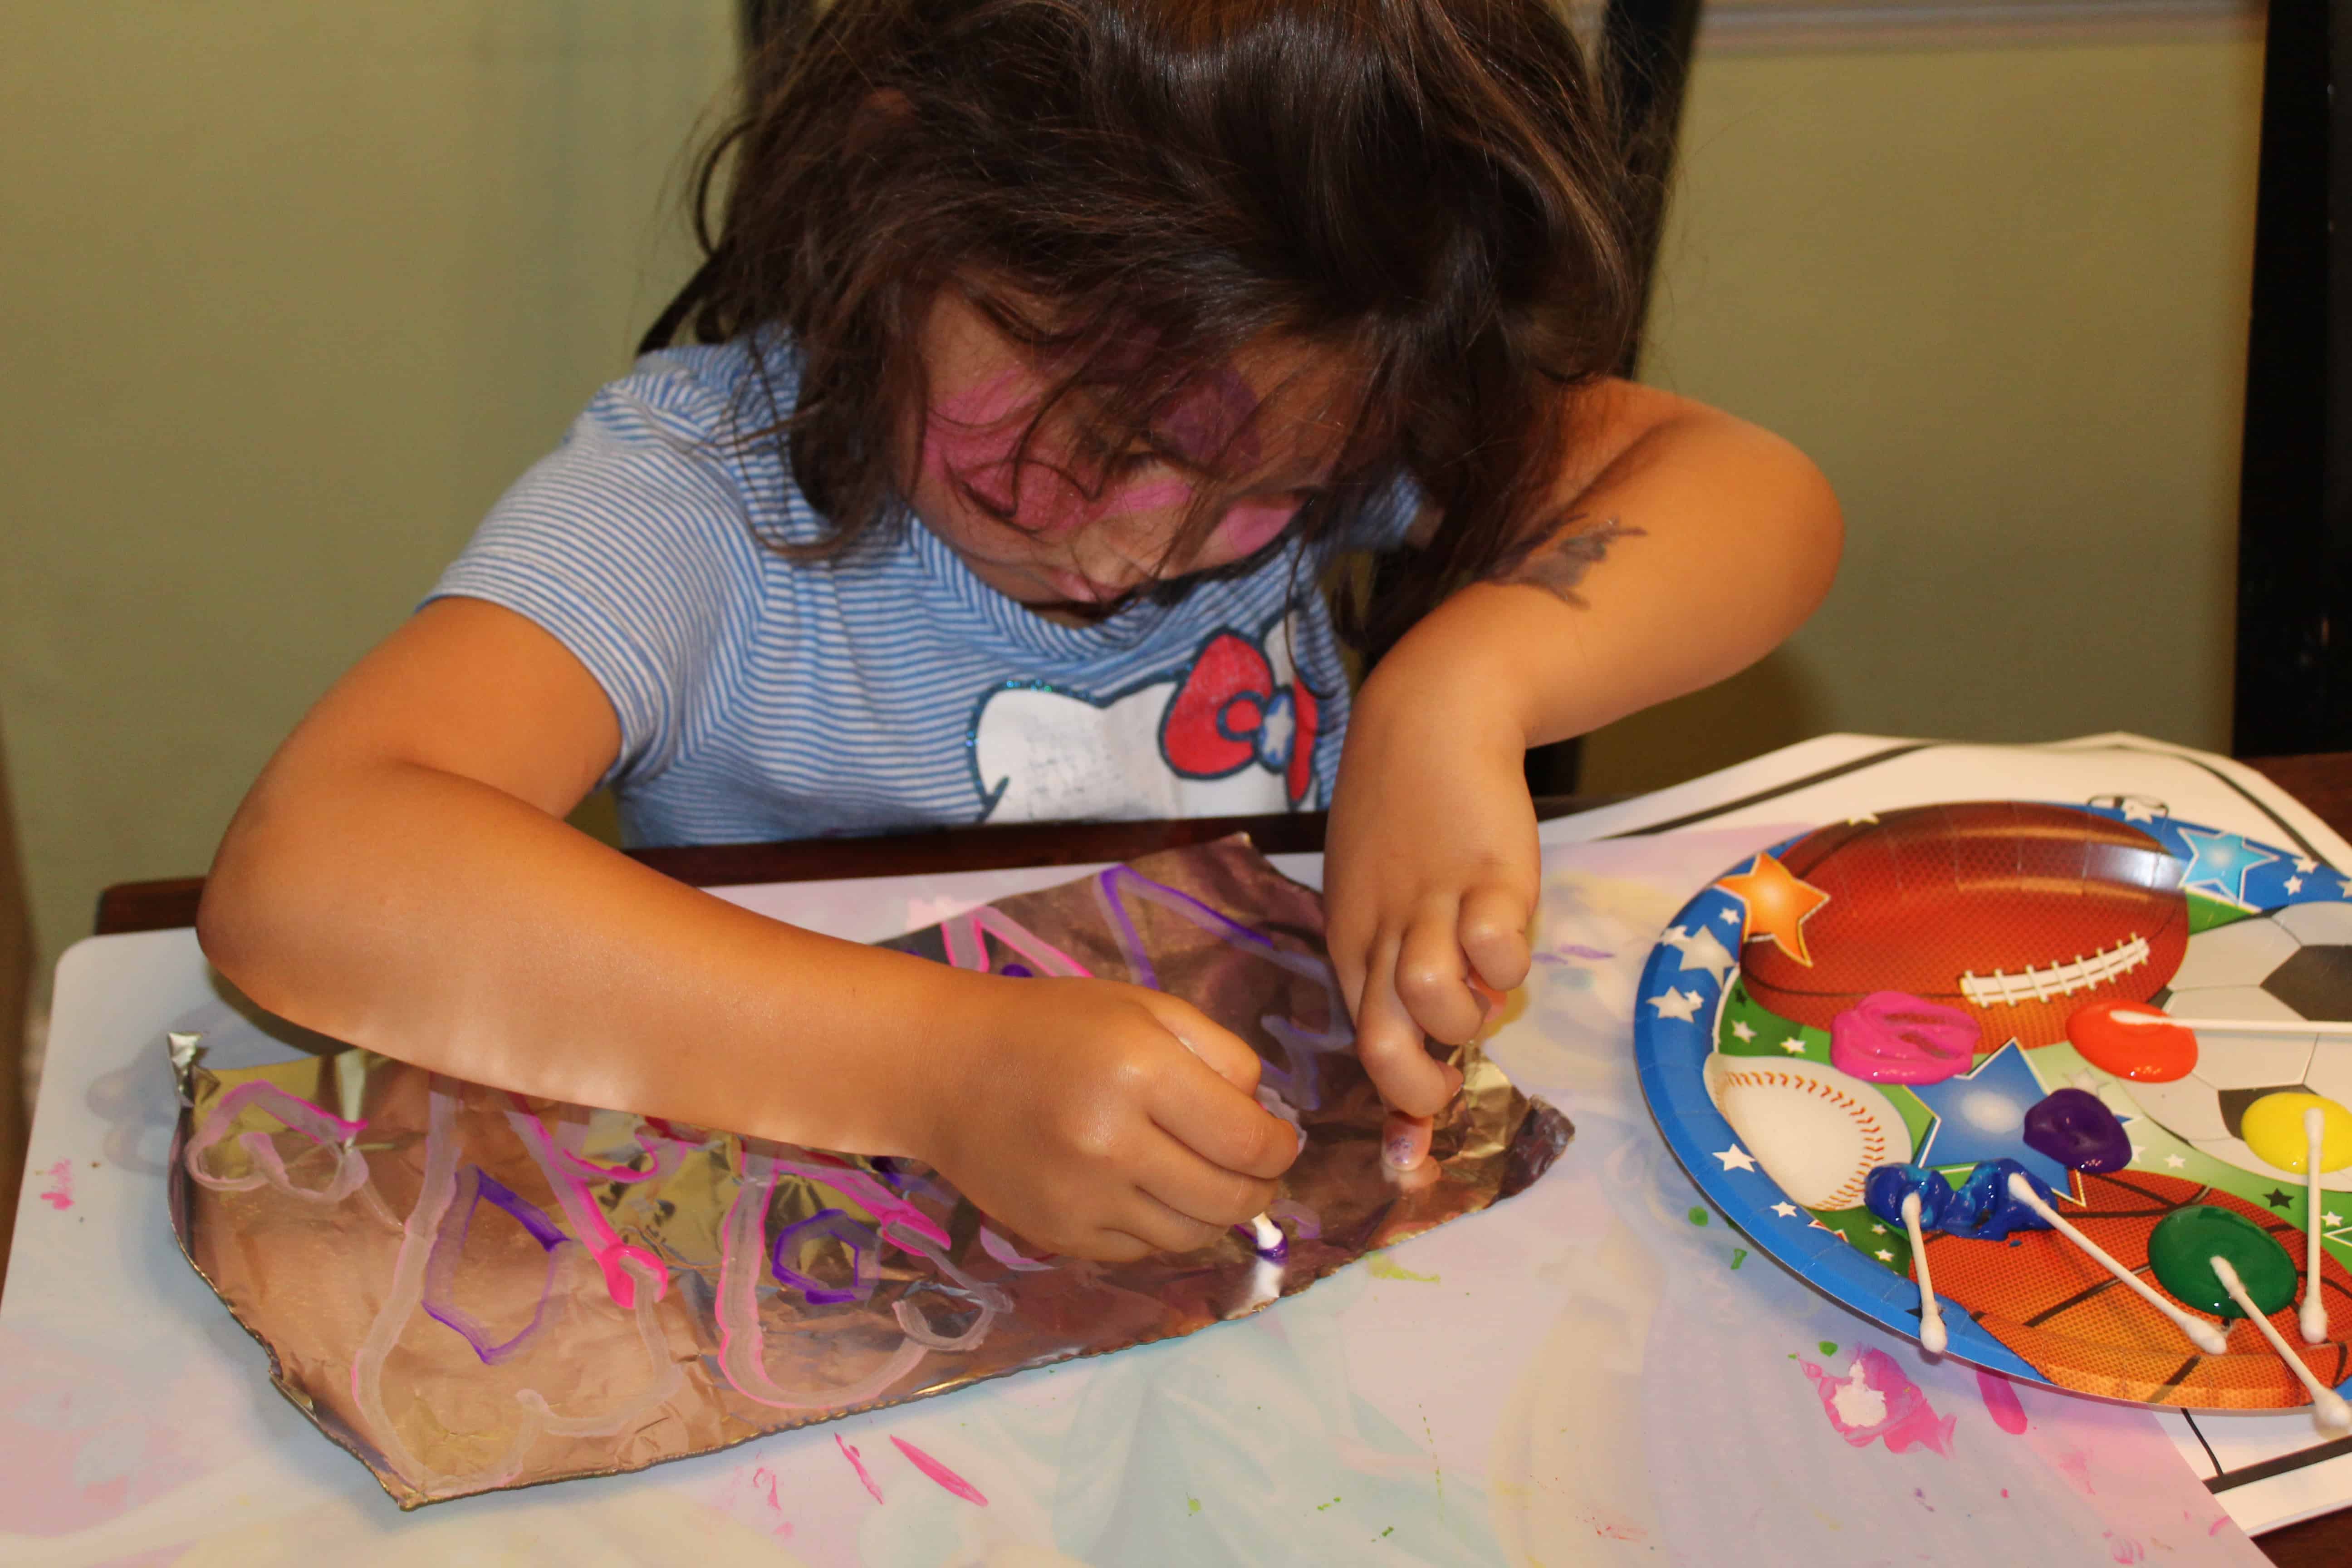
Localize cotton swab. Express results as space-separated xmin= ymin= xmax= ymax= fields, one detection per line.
xmin=2210 ymin=1255 xmax=2352 ymax=1431
xmin=2109 ymin=1007 xmax=2352 ymax=1039
xmin=2004 ymin=1173 xmax=2230 ymax=1354
xmin=2305 ymin=1106 xmax=2331 ymax=1346
xmin=1901 ymin=1191 xmax=1948 ymax=1355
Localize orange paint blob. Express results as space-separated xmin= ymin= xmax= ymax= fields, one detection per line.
xmin=2066 ymin=1000 xmax=2199 ymax=1082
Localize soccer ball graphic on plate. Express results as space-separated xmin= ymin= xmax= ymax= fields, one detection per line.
xmin=2127 ymin=901 xmax=2352 ymax=1181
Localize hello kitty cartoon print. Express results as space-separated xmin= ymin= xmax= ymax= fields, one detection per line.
xmin=972 ymin=617 xmax=1325 ymax=823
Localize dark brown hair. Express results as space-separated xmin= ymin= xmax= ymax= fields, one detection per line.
xmin=644 ymin=0 xmax=1644 ymax=659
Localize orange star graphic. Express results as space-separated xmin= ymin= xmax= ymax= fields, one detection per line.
xmin=1715 ymin=851 xmax=1831 ymax=967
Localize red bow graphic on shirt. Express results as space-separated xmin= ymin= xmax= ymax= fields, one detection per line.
xmin=1158 ymin=631 xmax=1322 ymax=806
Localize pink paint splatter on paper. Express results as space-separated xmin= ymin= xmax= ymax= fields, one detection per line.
xmin=837 ymin=1434 xmax=884 ymax=1503
xmin=1798 ymin=1349 xmax=1956 ymax=1456
xmin=892 ymin=1435 xmax=988 ymax=1505
xmin=2104 ymin=1530 xmax=2146 ymax=1563
xmin=36 ymin=1160 xmax=72 ymax=1211
xmin=1976 ymin=1368 xmax=2029 ymax=1435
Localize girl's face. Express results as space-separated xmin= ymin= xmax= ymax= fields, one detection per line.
xmin=903 ymin=288 xmax=1356 ymax=620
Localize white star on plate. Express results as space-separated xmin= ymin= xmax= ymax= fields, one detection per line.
xmin=2328 ymin=1212 xmax=2344 ymax=1227
xmin=1780 ymin=1039 xmax=1808 ymax=1055
xmin=1871 ymin=1224 xmax=1887 ymax=1235
xmin=1661 ymin=924 xmax=1737 ymax=984
xmin=2165 ymin=1154 xmax=2186 ymax=1169
xmin=1718 ymin=909 xmax=1742 ymax=926
xmin=2120 ymin=799 xmax=2157 ymax=822
xmin=1713 ymin=1145 xmax=1758 ymax=1172
xmin=2130 ymin=1145 xmax=2145 ymax=1162
xmin=1876 ymin=1248 xmax=1895 ymax=1262
xmin=1731 ymin=1020 xmax=1757 ymax=1042
xmin=2338 ymin=878 xmax=2352 ymax=899
xmin=1772 ymin=1201 xmax=1800 ymax=1218
xmin=2298 ymin=857 xmax=2321 ymax=874
xmin=2287 ymin=876 xmax=2306 ymax=894
xmin=1847 ymin=813 xmax=1880 ymax=826
xmin=1647 ymin=989 xmax=1704 ymax=1022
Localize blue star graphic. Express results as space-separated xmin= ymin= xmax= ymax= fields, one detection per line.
xmin=1910 ymin=1041 xmax=2070 ymax=1190
xmin=2176 ymin=824 xmax=2283 ymax=905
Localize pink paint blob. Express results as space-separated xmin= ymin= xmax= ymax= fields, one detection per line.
xmin=1829 ymin=992 xmax=1980 ymax=1084
xmin=1976 ymin=1368 xmax=2029 ymax=1435
xmin=892 ymin=1435 xmax=988 ymax=1505
xmin=837 ymin=1434 xmax=884 ymax=1503
xmin=36 ymin=1158 xmax=72 ymax=1211
xmin=1798 ymin=1349 xmax=1957 ymax=1456
xmin=2056 ymin=1449 xmax=2097 ymax=1495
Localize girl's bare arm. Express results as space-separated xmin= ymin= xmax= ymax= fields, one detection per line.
xmin=199 ymin=598 xmax=1293 ymax=1257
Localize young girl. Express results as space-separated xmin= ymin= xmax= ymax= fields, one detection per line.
xmin=198 ymin=0 xmax=1839 ymax=1263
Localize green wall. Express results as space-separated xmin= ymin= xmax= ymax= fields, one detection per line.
xmin=1585 ymin=35 xmax=2264 ymax=791
xmin=2 ymin=4 xmax=737 ymax=989
xmin=1 ymin=14 xmax=2265 ymax=987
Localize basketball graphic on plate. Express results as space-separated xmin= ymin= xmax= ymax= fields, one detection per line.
xmin=1634 ymin=800 xmax=2352 ymax=1415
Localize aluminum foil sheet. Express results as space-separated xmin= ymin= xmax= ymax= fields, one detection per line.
xmin=167 ymin=837 xmax=1572 ymax=1507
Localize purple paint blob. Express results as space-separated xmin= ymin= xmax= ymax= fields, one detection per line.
xmin=2022 ymin=1088 xmax=2132 ymax=1172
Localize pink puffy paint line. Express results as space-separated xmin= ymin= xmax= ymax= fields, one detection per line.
xmin=1977 ymin=1368 xmax=2030 ymax=1435
xmin=1799 ymin=1349 xmax=1958 ymax=1456
xmin=892 ymin=1436 xmax=988 ymax=1505
xmin=182 ymin=1080 xmax=371 ymax=1204
xmin=35 ymin=1158 xmax=71 ymax=1211
xmin=503 ymin=1098 xmax=669 ymax=1310
xmin=838 ymin=1434 xmax=884 ymax=1503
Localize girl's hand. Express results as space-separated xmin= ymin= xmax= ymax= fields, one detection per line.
xmin=1323 ymin=659 xmax=1539 ymax=1165
xmin=918 ymin=976 xmax=1300 ymax=1261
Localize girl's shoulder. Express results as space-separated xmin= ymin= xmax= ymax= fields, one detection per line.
xmin=560 ymin=335 xmax=818 ymax=546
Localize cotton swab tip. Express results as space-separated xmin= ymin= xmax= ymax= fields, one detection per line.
xmin=2212 ymin=1254 xmax=2352 ymax=1431
xmin=1900 ymin=1190 xmax=1948 ymax=1355
xmin=2303 ymin=1106 xmax=2330 ymax=1346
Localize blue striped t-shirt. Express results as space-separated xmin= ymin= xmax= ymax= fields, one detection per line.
xmin=430 ymin=340 xmax=1404 ymax=847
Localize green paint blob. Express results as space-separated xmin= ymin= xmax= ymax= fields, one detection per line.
xmin=1731 ymin=1247 xmax=1749 ymax=1270
xmin=2147 ymin=1205 xmax=2297 ymax=1319
xmin=1818 ymin=1341 xmax=1838 ymax=1356
xmin=1688 ymin=1206 xmax=1709 ymax=1226
xmin=1187 ymin=1497 xmax=1201 ymax=1516
xmin=1367 ymin=1252 xmax=1440 ymax=1283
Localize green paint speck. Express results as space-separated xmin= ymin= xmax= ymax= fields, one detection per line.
xmin=1730 ymin=1247 xmax=1748 ymax=1270
xmin=1317 ymin=1496 xmax=1342 ymax=1512
xmin=1367 ymin=1252 xmax=1440 ymax=1283
xmin=1687 ymin=1206 xmax=1709 ymax=1226
xmin=1382 ymin=1526 xmax=1395 ymax=1538
xmin=1818 ymin=1341 xmax=1838 ymax=1356
xmin=1187 ymin=1497 xmax=1201 ymax=1516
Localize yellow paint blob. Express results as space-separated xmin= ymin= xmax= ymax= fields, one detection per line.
xmin=2239 ymin=1092 xmax=2352 ymax=1174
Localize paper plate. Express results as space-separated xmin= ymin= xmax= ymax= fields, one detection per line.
xmin=1633 ymin=799 xmax=2352 ymax=1412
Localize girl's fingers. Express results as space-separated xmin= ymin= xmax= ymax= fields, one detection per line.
xmin=1141 ymin=993 xmax=1263 ymax=1097
xmin=1121 ymin=1186 xmax=1234 ymax=1255
xmin=1148 ymin=1041 xmax=1299 ymax=1179
xmin=1134 ymin=1134 xmax=1280 ymax=1229
xmin=1394 ymin=898 xmax=1486 ymax=1044
xmin=1457 ymin=882 xmax=1534 ymax=995
xmin=1353 ymin=932 xmax=1455 ymax=1117
xmin=1382 ymin=1107 xmax=1434 ymax=1172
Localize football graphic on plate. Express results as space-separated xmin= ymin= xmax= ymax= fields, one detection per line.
xmin=1739 ymin=802 xmax=2190 ymax=1049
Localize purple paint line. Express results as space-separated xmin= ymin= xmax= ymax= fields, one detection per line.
xmin=771 ymin=1207 xmax=877 ymax=1305
xmin=420 ymin=1165 xmax=565 ymax=1364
